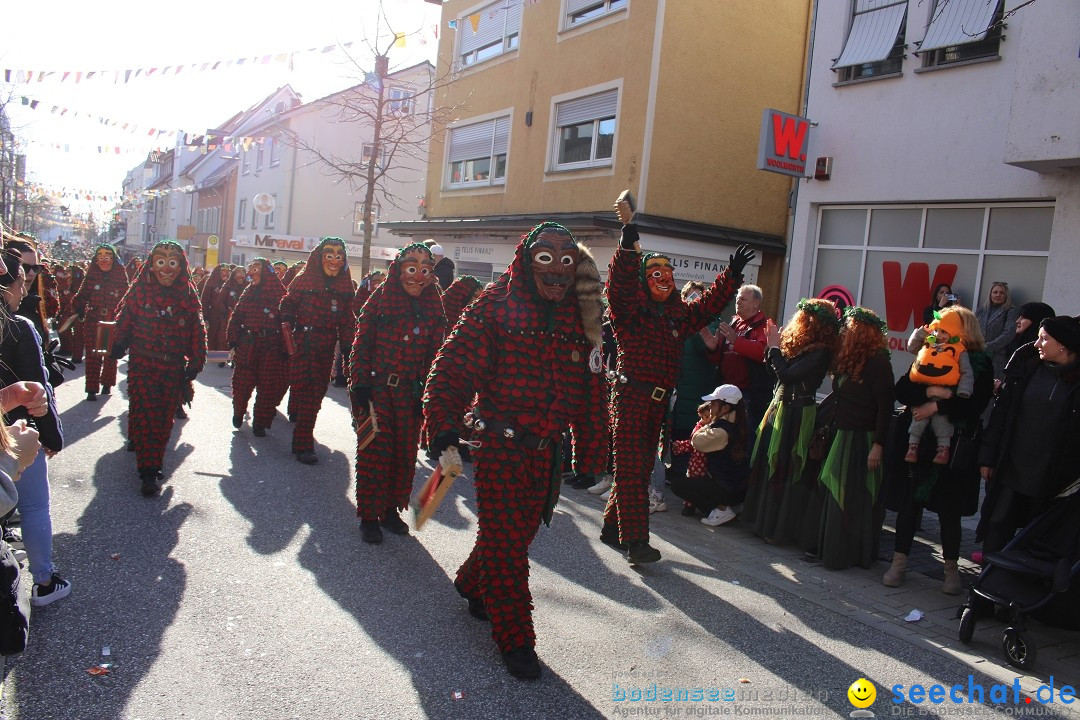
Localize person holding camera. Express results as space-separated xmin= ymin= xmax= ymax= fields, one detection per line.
xmin=923 ymin=284 xmax=957 ymax=325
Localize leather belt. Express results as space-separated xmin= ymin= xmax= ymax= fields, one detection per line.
xmin=467 ymin=415 xmax=555 ymax=450
xmin=132 ymin=347 xmax=183 ymax=364
xmin=606 ymin=371 xmax=670 ymax=402
xmin=369 ymin=372 xmax=415 ymax=388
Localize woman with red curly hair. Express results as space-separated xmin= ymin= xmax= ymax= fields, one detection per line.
xmin=817 ymin=307 xmax=895 ymax=569
xmin=743 ymin=298 xmax=840 ymax=545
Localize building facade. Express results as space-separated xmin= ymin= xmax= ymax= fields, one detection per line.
xmin=385 ymin=0 xmax=813 ymax=316
xmin=787 ymin=0 xmax=1080 ymax=379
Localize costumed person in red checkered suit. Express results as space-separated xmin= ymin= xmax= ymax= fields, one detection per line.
xmin=227 ymin=258 xmax=289 ymax=437
xmin=352 ymin=270 xmax=386 ymax=315
xmin=217 ymin=265 xmax=248 ymax=350
xmin=351 ymin=245 xmax=446 ymax=542
xmin=111 ymin=241 xmax=207 ymax=496
xmin=602 ymin=195 xmax=752 ymax=563
xmin=64 ymin=264 xmax=87 ymax=363
xmin=72 ymin=244 xmax=129 ymax=401
xmin=441 ymin=275 xmax=484 ymax=329
xmin=279 ymin=238 xmax=354 ymax=465
xmin=201 ymin=263 xmax=230 ymax=355
xmin=422 ymin=222 xmax=608 ymax=680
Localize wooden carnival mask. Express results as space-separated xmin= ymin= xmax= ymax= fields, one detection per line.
xmin=529 ymin=230 xmax=578 ymax=303
xmin=95 ymin=248 xmax=115 ymax=273
xmin=247 ymin=261 xmax=262 ymax=286
xmin=644 ymin=256 xmax=674 ymax=303
xmin=321 ymin=244 xmax=346 ymax=277
xmin=399 ymin=248 xmax=434 ymax=297
xmin=150 ymin=245 xmax=184 ymax=287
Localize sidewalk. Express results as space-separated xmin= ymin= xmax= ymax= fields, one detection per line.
xmin=566 ymin=482 xmax=1080 ymax=694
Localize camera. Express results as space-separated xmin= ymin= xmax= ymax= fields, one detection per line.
xmin=945 ymin=294 xmax=959 ymax=304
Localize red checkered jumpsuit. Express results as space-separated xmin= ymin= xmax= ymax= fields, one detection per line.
xmin=72 ymin=259 xmax=129 ymax=395
xmin=226 ymin=261 xmax=289 ymax=430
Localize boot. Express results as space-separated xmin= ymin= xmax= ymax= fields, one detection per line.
xmin=380 ymin=509 xmax=410 ymax=536
xmin=501 ymin=647 xmax=541 ymax=680
xmin=627 ymin=541 xmax=662 ymax=564
xmin=599 ymin=522 xmax=626 ymax=551
xmin=359 ymin=519 xmax=383 ymax=544
xmin=942 ymin=559 xmax=962 ymax=595
xmin=882 ymin=552 xmax=907 ymax=587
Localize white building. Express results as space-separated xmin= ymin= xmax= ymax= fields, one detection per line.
xmin=787 ymin=0 xmax=1080 ymax=378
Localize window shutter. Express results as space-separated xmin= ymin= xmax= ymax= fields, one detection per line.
xmin=567 ymin=0 xmax=601 ymax=14
xmin=459 ymin=3 xmax=508 ymax=55
xmin=556 ymin=89 xmax=618 ymax=128
xmin=505 ymin=1 xmax=522 ymax=35
xmin=833 ymin=0 xmax=907 ymax=68
xmin=448 ymin=120 xmax=496 ymax=161
xmin=492 ymin=116 xmax=510 ymax=155
xmin=919 ymin=0 xmax=1000 ymax=52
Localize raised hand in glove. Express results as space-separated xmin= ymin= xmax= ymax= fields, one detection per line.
xmin=183 ymin=364 xmax=201 ymax=382
xmin=350 ymin=386 xmax=372 ymax=417
xmin=728 ymin=244 xmax=756 ymax=276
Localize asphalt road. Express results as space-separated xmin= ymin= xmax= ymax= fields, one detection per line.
xmin=3 ymin=362 xmax=1074 ymax=720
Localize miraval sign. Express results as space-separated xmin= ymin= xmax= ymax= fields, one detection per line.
xmin=234 ymin=234 xmax=321 ymax=252
xmin=757 ymin=108 xmax=813 ymax=178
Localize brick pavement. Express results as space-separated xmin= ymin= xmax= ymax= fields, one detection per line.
xmin=563 ymin=478 xmax=1080 ymax=695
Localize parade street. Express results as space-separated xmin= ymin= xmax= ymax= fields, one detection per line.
xmin=3 ymin=362 xmax=1077 ymax=720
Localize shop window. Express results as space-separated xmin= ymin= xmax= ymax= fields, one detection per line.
xmin=986 ymin=207 xmax=1053 ymax=251
xmin=868 ymin=208 xmax=921 ymax=247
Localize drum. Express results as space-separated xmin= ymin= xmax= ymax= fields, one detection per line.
xmin=93 ymin=321 xmax=116 ymax=355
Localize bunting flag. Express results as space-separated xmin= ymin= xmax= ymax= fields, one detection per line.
xmin=1 ymin=41 xmax=354 ymax=86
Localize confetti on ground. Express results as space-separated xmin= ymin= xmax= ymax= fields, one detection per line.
xmin=452 ymin=691 xmax=465 ymax=700
xmin=739 ymin=678 xmax=751 ymax=684
xmin=904 ymin=609 xmax=924 ymax=622
xmin=102 ymin=646 xmax=110 ymax=657
xmin=88 ymin=666 xmax=110 ymax=676
xmin=111 ymin=554 xmax=120 ymax=561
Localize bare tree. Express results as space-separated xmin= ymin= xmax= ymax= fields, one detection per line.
xmin=276 ymin=5 xmax=467 ymax=276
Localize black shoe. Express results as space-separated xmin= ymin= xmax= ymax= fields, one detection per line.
xmin=295 ymin=450 xmax=318 ymax=465
xmin=570 ymin=474 xmax=594 ymax=490
xmin=252 ymin=425 xmax=266 ymax=437
xmin=175 ymin=406 xmax=188 ymax=419
xmin=101 ymin=385 xmax=111 ymax=395
xmin=599 ymin=522 xmax=627 ymax=551
xmin=627 ymin=541 xmax=662 ymax=564
xmin=139 ymin=470 xmax=162 ymax=497
xmin=453 ymin=580 xmax=489 ymax=621
xmin=86 ymin=392 xmax=97 ymax=401
xmin=501 ymin=647 xmax=541 ymax=680
xmin=360 ymin=520 xmax=383 ymax=544
xmin=232 ymin=414 xmax=243 ymax=429
xmin=681 ymin=502 xmax=697 ymax=517
xmin=380 ymin=511 xmax=410 ymax=536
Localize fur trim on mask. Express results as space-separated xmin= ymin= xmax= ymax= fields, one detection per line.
xmin=575 ymin=243 xmax=603 ymax=348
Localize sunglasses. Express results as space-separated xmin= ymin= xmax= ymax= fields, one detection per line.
xmin=21 ymin=263 xmax=43 ymax=274
xmin=992 ymin=282 xmax=1008 ymax=288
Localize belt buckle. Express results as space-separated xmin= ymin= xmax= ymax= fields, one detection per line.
xmin=386 ymin=373 xmax=400 ymax=388
xmin=536 ymin=437 xmax=550 ymax=450
xmin=650 ymin=387 xmax=666 ymax=402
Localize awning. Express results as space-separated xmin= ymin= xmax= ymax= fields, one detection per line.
xmin=833 ymin=0 xmax=908 ymax=69
xmin=918 ymin=0 xmax=1000 ymax=53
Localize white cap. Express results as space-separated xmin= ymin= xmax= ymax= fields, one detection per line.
xmin=701 ymin=384 xmax=742 ymax=404
xmin=429 ymin=243 xmax=445 ymax=256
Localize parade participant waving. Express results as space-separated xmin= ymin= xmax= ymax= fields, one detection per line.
xmin=602 ymin=193 xmax=751 ymax=563
xmin=278 ymin=238 xmax=355 ymax=465
xmin=226 ymin=258 xmax=288 ymax=437
xmin=350 ymin=244 xmax=446 ymax=543
xmin=423 ymin=221 xmax=608 ymax=680
xmin=72 ymin=244 xmax=128 ymax=401
xmin=111 ymin=241 xmax=207 ymax=496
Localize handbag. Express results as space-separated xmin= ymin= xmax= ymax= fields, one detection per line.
xmin=808 ymin=391 xmax=838 ymax=462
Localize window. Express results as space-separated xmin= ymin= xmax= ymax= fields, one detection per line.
xmin=238 ymin=198 xmax=247 ymax=228
xmin=269 ymin=137 xmax=282 ymax=167
xmin=264 ymin=194 xmax=276 ymax=229
xmin=252 ymin=205 xmax=259 ymax=230
xmin=387 ymin=87 xmax=415 ymax=116
xmin=242 ymin=150 xmax=250 ymax=175
xmin=256 ymin=143 xmax=265 ymax=172
xmin=458 ymin=0 xmax=522 ymax=68
xmin=353 ymin=201 xmax=380 ymax=236
xmin=833 ymin=0 xmax=907 ymax=82
xmin=553 ymin=89 xmax=617 ymax=170
xmin=361 ymin=143 xmax=385 ymax=169
xmin=565 ymin=0 xmax=627 ymax=28
xmin=919 ymin=0 xmax=1003 ymax=67
xmin=446 ymin=116 xmax=509 ymax=188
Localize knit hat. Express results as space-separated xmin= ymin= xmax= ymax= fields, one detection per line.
xmin=1040 ymin=316 xmax=1080 ymax=354
xmin=1018 ymin=302 xmax=1055 ymax=325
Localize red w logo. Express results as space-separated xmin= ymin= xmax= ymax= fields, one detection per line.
xmin=882 ymin=261 xmax=957 ymax=331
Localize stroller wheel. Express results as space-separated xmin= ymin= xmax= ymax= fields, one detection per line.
xmin=959 ymin=608 xmax=976 ymax=644
xmin=1002 ymin=628 xmax=1036 ymax=669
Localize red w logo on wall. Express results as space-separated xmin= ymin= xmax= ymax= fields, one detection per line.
xmin=882 ymin=261 xmax=958 ymax=331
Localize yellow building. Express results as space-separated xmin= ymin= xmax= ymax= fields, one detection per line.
xmin=388 ymin=0 xmax=811 ymax=313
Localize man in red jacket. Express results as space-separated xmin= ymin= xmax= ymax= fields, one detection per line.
xmin=712 ymin=284 xmax=772 ymax=437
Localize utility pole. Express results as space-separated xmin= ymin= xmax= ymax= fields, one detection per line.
xmin=360 ymin=53 xmax=389 ymax=278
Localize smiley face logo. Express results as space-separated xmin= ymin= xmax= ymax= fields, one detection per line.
xmin=848 ymin=678 xmax=876 ymax=709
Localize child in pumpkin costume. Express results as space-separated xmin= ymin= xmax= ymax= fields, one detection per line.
xmin=906 ymin=307 xmax=972 ymax=464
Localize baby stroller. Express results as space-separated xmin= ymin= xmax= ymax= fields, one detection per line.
xmin=958 ymin=479 xmax=1080 ymax=669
